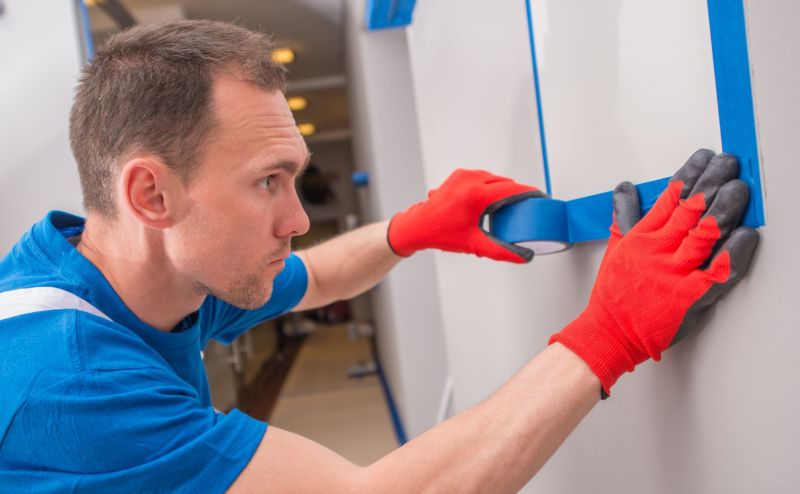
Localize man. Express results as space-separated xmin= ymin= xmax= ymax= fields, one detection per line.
xmin=0 ymin=20 xmax=758 ymax=492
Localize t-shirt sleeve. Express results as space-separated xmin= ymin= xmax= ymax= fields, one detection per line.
xmin=205 ymin=252 xmax=308 ymax=344
xmin=2 ymin=366 xmax=265 ymax=493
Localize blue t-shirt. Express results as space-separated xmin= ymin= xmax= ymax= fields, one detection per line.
xmin=0 ymin=211 xmax=308 ymax=492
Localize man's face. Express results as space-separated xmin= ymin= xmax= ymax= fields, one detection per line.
xmin=167 ymin=77 xmax=310 ymax=309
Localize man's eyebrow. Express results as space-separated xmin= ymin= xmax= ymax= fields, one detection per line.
xmin=261 ymin=154 xmax=311 ymax=177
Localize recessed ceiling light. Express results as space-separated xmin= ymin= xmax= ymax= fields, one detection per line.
xmin=287 ymin=96 xmax=308 ymax=111
xmin=271 ymin=47 xmax=295 ymax=65
xmin=297 ymin=123 xmax=316 ymax=136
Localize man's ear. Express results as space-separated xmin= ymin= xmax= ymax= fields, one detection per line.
xmin=119 ymin=157 xmax=177 ymax=229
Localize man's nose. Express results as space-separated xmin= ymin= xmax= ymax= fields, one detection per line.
xmin=277 ymin=189 xmax=310 ymax=239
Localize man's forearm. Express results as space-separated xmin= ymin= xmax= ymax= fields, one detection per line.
xmin=228 ymin=342 xmax=600 ymax=493
xmin=294 ymin=220 xmax=401 ymax=310
xmin=361 ymin=342 xmax=600 ymax=492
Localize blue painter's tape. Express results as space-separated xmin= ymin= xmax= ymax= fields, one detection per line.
xmin=491 ymin=175 xmax=762 ymax=247
xmin=524 ymin=0 xmax=552 ymax=195
xmin=375 ymin=359 xmax=408 ymax=445
xmin=351 ymin=171 xmax=370 ymax=187
xmin=563 ymin=177 xmax=672 ymax=242
xmin=77 ymin=0 xmax=94 ymax=61
xmin=366 ymin=0 xmax=418 ymax=30
xmin=707 ymin=0 xmax=764 ymax=227
xmin=491 ymin=177 xmax=669 ymax=245
xmin=566 ymin=191 xmax=614 ymax=243
xmin=491 ymin=196 xmax=568 ymax=244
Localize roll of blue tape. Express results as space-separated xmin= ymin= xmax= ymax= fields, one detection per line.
xmin=490 ymin=177 xmax=673 ymax=254
xmin=490 ymin=197 xmax=570 ymax=254
xmin=491 ymin=172 xmax=763 ymax=255
xmin=490 ymin=197 xmax=568 ymax=244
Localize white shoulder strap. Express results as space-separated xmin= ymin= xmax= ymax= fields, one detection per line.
xmin=0 ymin=287 xmax=111 ymax=322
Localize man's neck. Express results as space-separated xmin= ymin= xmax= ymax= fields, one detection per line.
xmin=75 ymin=216 xmax=204 ymax=332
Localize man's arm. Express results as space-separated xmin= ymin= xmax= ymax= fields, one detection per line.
xmin=228 ymin=342 xmax=599 ymax=493
xmin=293 ymin=220 xmax=400 ymax=312
xmin=293 ymin=169 xmax=546 ymax=312
xmin=253 ymin=151 xmax=758 ymax=492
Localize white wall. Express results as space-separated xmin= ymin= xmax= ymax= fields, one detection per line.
xmin=350 ymin=0 xmax=800 ymax=491
xmin=530 ymin=0 xmax=721 ymax=198
xmin=0 ymin=1 xmax=86 ymax=254
xmin=343 ymin=0 xmax=450 ymax=439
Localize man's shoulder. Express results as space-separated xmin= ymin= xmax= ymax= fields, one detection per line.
xmin=0 ymin=306 xmax=164 ymax=446
xmin=0 ymin=304 xmax=164 ymax=387
xmin=1 ymin=303 xmax=164 ymax=373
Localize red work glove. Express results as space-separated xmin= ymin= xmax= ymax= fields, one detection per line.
xmin=549 ymin=149 xmax=759 ymax=397
xmin=387 ymin=169 xmax=544 ymax=263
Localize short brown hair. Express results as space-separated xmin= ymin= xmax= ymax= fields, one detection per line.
xmin=69 ymin=19 xmax=287 ymax=218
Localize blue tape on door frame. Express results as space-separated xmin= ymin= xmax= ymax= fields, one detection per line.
xmin=76 ymin=0 xmax=94 ymax=61
xmin=502 ymin=0 xmax=765 ymax=247
xmin=366 ymin=0 xmax=417 ymax=30
xmin=375 ymin=358 xmax=408 ymax=445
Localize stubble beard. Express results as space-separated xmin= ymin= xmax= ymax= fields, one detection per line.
xmin=194 ymin=242 xmax=289 ymax=310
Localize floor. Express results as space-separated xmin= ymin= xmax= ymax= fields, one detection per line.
xmin=267 ymin=323 xmax=398 ymax=466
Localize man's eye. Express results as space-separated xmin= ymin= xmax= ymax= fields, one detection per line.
xmin=259 ymin=176 xmax=275 ymax=190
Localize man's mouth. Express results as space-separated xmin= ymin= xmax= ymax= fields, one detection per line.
xmin=269 ymin=252 xmax=290 ymax=264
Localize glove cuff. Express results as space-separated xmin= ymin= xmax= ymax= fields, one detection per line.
xmin=549 ymin=302 xmax=644 ymax=397
xmin=387 ymin=207 xmax=426 ymax=257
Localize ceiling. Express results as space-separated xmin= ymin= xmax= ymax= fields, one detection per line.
xmin=86 ymin=0 xmax=350 ymax=141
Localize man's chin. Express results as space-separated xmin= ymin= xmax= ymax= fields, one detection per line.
xmin=213 ymin=282 xmax=274 ymax=310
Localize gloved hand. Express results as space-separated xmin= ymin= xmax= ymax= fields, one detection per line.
xmin=387 ymin=169 xmax=544 ymax=263
xmin=549 ymin=149 xmax=760 ymax=397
